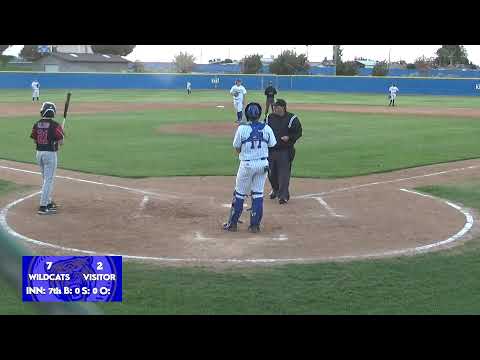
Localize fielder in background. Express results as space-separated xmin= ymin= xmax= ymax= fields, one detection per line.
xmin=266 ymin=99 xmax=302 ymax=204
xmin=30 ymin=102 xmax=64 ymax=215
xmin=264 ymin=81 xmax=277 ymax=118
xmin=186 ymin=81 xmax=192 ymax=95
xmin=31 ymin=80 xmax=40 ymax=103
xmin=388 ymin=83 xmax=399 ymax=106
xmin=223 ymin=102 xmax=277 ymax=233
xmin=229 ymin=79 xmax=247 ymax=123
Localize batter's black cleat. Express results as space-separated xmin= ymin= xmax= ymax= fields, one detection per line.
xmin=223 ymin=222 xmax=238 ymax=232
xmin=37 ymin=206 xmax=51 ymax=215
xmin=269 ymin=190 xmax=277 ymax=200
xmin=248 ymin=225 xmax=260 ymax=233
xmin=47 ymin=202 xmax=57 ymax=213
xmin=279 ymin=198 xmax=288 ymax=205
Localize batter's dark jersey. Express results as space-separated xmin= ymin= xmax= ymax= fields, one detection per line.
xmin=30 ymin=119 xmax=64 ymax=152
xmin=264 ymin=86 xmax=277 ymax=100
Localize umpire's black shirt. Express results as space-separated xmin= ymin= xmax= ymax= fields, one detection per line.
xmin=264 ymin=86 xmax=277 ymax=100
xmin=266 ymin=112 xmax=302 ymax=152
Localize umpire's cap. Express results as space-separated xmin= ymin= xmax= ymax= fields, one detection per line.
xmin=274 ymin=99 xmax=287 ymax=109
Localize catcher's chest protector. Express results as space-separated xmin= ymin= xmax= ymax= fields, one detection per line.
xmin=241 ymin=123 xmax=268 ymax=149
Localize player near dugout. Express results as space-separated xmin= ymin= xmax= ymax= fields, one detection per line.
xmin=30 ymin=102 xmax=64 ymax=215
xmin=223 ymin=102 xmax=277 ymax=233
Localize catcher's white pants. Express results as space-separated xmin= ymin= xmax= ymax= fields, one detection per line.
xmin=36 ymin=151 xmax=57 ymax=206
xmin=235 ymin=159 xmax=268 ymax=198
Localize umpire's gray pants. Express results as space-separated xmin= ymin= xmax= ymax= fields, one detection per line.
xmin=36 ymin=151 xmax=57 ymax=207
xmin=268 ymin=150 xmax=291 ymax=201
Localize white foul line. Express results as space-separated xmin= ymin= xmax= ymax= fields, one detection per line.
xmin=0 ymin=165 xmax=180 ymax=200
xmin=294 ymin=165 xmax=480 ymax=199
xmin=313 ymin=197 xmax=344 ymax=217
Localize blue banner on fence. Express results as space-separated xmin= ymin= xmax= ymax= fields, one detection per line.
xmin=22 ymin=256 xmax=122 ymax=302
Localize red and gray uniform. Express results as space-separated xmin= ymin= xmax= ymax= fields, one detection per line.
xmin=30 ymin=119 xmax=64 ymax=207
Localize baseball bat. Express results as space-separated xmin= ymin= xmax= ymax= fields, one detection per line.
xmin=62 ymin=92 xmax=72 ymax=130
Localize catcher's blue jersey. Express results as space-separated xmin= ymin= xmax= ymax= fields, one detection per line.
xmin=233 ymin=122 xmax=276 ymax=161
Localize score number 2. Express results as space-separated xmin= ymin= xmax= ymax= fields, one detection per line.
xmin=45 ymin=260 xmax=103 ymax=271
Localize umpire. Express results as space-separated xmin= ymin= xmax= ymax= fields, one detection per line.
xmin=266 ymin=99 xmax=302 ymax=204
xmin=264 ymin=81 xmax=277 ymax=117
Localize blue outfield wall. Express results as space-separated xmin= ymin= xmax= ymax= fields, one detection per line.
xmin=1 ymin=72 xmax=480 ymax=96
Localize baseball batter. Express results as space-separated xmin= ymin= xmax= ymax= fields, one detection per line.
xmin=229 ymin=79 xmax=247 ymax=123
xmin=31 ymin=80 xmax=40 ymax=103
xmin=30 ymin=102 xmax=64 ymax=215
xmin=388 ymin=83 xmax=399 ymax=106
xmin=223 ymin=102 xmax=277 ymax=233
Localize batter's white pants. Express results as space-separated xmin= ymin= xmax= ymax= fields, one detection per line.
xmin=36 ymin=151 xmax=57 ymax=206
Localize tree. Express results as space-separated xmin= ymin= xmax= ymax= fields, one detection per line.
xmin=0 ymin=45 xmax=10 ymax=54
xmin=132 ymin=60 xmax=146 ymax=73
xmin=240 ymin=54 xmax=263 ymax=74
xmin=91 ymin=45 xmax=136 ymax=56
xmin=336 ymin=61 xmax=360 ymax=76
xmin=415 ymin=55 xmax=435 ymax=75
xmin=173 ymin=52 xmax=196 ymax=73
xmin=0 ymin=55 xmax=14 ymax=67
xmin=435 ymin=45 xmax=469 ymax=67
xmin=371 ymin=60 xmax=389 ymax=76
xmin=19 ymin=45 xmax=44 ymax=61
xmin=269 ymin=50 xmax=310 ymax=75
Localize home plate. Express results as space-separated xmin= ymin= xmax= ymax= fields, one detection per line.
xmin=216 ymin=105 xmax=225 ymax=108
xmin=272 ymin=234 xmax=289 ymax=241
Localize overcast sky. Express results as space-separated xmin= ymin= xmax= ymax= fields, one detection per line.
xmin=5 ymin=45 xmax=480 ymax=64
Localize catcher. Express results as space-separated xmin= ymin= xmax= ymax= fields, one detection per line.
xmin=223 ymin=102 xmax=277 ymax=233
xmin=30 ymin=102 xmax=64 ymax=215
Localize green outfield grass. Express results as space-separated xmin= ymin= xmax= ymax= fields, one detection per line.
xmin=2 ymin=179 xmax=480 ymax=315
xmin=2 ymin=107 xmax=480 ymax=178
xmin=1 ymin=89 xmax=480 ymax=108
xmin=2 ymin=90 xmax=480 ymax=314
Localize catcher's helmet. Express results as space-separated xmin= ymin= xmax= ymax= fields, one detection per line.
xmin=245 ymin=102 xmax=262 ymax=121
xmin=40 ymin=102 xmax=57 ymax=118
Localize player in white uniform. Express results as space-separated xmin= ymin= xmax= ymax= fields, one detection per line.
xmin=388 ymin=84 xmax=399 ymax=106
xmin=186 ymin=81 xmax=192 ymax=95
xmin=32 ymin=80 xmax=40 ymax=103
xmin=223 ymin=102 xmax=277 ymax=233
xmin=229 ymin=79 xmax=247 ymax=123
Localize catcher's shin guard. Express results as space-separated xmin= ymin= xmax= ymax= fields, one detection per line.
xmin=250 ymin=192 xmax=264 ymax=227
xmin=224 ymin=190 xmax=245 ymax=228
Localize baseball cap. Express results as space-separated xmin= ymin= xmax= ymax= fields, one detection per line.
xmin=274 ymin=99 xmax=287 ymax=108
